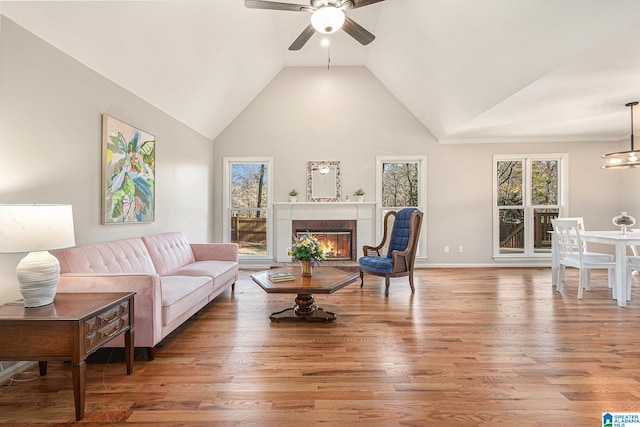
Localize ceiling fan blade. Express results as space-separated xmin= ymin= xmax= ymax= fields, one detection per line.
xmin=350 ymin=0 xmax=385 ymax=9
xmin=342 ymin=16 xmax=375 ymax=45
xmin=244 ymin=0 xmax=312 ymax=12
xmin=289 ymin=24 xmax=316 ymax=50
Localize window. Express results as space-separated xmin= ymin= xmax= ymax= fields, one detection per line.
xmin=376 ymin=156 xmax=427 ymax=258
xmin=493 ymin=154 xmax=566 ymax=258
xmin=223 ymin=157 xmax=273 ymax=258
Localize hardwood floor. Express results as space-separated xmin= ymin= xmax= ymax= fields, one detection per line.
xmin=1 ymin=267 xmax=639 ymax=426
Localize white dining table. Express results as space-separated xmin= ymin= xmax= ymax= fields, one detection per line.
xmin=552 ymin=230 xmax=640 ymax=307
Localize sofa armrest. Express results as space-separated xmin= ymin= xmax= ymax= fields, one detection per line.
xmin=57 ymin=273 xmax=163 ymax=348
xmin=191 ymin=243 xmax=238 ymax=262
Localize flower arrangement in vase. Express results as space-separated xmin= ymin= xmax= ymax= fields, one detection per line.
xmin=287 ymin=233 xmax=325 ymax=276
xmin=288 ymin=189 xmax=298 ymax=202
xmin=354 ymin=188 xmax=365 ymax=202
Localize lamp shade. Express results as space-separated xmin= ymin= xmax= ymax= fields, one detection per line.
xmin=0 ymin=204 xmax=76 ymax=307
xmin=0 ymin=204 xmax=76 ymax=253
xmin=311 ymin=6 xmax=345 ymax=34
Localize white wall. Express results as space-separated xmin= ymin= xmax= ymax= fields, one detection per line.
xmin=0 ymin=17 xmax=214 ymax=303
xmin=214 ymin=66 xmax=630 ymax=265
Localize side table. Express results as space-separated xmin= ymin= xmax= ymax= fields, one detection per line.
xmin=0 ymin=292 xmax=135 ymax=421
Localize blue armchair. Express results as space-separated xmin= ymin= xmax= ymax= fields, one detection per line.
xmin=359 ymin=208 xmax=423 ymax=296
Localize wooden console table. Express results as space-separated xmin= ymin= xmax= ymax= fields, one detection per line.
xmin=0 ymin=292 xmax=135 ymax=421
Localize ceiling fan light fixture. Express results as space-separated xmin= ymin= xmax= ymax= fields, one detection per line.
xmin=602 ymin=101 xmax=640 ymax=169
xmin=311 ymin=6 xmax=345 ymax=34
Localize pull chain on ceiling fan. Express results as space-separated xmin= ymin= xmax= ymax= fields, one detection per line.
xmin=244 ymin=0 xmax=384 ymax=50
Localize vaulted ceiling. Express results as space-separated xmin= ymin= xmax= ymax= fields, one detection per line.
xmin=4 ymin=0 xmax=640 ymax=144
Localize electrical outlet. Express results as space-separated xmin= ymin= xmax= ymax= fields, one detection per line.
xmin=458 ymin=245 xmax=464 ymax=253
xmin=444 ymin=245 xmax=449 ymax=253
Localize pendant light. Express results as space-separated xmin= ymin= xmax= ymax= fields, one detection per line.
xmin=602 ymin=101 xmax=640 ymax=169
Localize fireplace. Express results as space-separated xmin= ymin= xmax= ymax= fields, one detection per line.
xmin=293 ymin=220 xmax=357 ymax=262
xmin=274 ymin=202 xmax=375 ymax=263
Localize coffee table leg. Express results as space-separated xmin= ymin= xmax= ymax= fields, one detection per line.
xmin=269 ymin=293 xmax=337 ymax=323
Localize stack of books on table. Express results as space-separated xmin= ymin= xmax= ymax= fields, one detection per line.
xmin=268 ymin=271 xmax=295 ymax=282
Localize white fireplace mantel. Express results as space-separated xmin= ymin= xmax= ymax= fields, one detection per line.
xmin=273 ymin=202 xmax=377 ymax=262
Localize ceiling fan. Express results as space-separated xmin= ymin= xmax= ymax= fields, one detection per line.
xmin=244 ymin=0 xmax=385 ymax=50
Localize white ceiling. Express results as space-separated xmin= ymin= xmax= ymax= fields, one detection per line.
xmin=4 ymin=0 xmax=640 ymax=144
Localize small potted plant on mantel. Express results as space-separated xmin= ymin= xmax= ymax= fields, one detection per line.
xmin=354 ymin=188 xmax=365 ymax=202
xmin=289 ymin=189 xmax=298 ymax=202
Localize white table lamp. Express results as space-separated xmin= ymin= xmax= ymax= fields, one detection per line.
xmin=0 ymin=205 xmax=76 ymax=307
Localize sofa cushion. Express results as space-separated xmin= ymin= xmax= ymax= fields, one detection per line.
xmin=170 ymin=260 xmax=239 ymax=292
xmin=142 ymin=232 xmax=196 ymax=275
xmin=56 ymin=238 xmax=157 ymax=274
xmin=160 ymin=275 xmax=213 ymax=326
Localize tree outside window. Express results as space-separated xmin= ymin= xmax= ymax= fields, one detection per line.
xmin=382 ymin=162 xmax=419 ymax=208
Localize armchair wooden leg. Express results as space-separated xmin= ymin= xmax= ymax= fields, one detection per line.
xmin=146 ymin=347 xmax=156 ymax=362
xmin=409 ymin=270 xmax=415 ymax=293
xmin=360 ymin=270 xmax=364 ymax=288
xmin=385 ymin=277 xmax=390 ymax=297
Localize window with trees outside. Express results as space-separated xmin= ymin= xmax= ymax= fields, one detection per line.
xmin=376 ymin=155 xmax=427 ymax=257
xmin=493 ymin=154 xmax=567 ymax=258
xmin=223 ymin=158 xmax=273 ymax=258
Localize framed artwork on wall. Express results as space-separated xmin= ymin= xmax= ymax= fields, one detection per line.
xmin=102 ymin=114 xmax=155 ymax=224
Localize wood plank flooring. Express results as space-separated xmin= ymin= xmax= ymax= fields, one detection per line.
xmin=1 ymin=267 xmax=640 ymax=426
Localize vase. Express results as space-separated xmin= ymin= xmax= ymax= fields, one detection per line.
xmin=613 ymin=211 xmax=636 ymax=235
xmin=299 ymin=260 xmax=312 ymax=276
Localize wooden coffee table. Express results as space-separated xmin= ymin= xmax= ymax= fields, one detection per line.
xmin=251 ymin=266 xmax=358 ymax=322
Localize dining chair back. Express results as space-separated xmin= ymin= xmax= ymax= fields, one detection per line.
xmin=552 ymin=218 xmax=616 ymax=299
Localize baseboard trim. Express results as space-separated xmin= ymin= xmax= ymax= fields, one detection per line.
xmin=415 ymin=262 xmax=551 ymax=268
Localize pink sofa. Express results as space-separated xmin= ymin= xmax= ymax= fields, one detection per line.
xmin=54 ymin=232 xmax=238 ymax=360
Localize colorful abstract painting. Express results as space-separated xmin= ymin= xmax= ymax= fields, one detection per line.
xmin=102 ymin=114 xmax=155 ymax=224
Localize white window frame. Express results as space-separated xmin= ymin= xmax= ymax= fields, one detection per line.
xmin=375 ymin=155 xmax=427 ymax=259
xmin=492 ymin=153 xmax=568 ymax=259
xmin=223 ymin=157 xmax=274 ymax=260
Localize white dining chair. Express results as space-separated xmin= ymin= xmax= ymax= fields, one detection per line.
xmin=561 ymin=217 xmax=617 ymax=257
xmin=551 ymin=217 xmax=613 ymax=287
xmin=627 ymin=256 xmax=640 ymax=301
xmin=552 ymin=218 xmax=617 ymax=299
xmin=632 ymin=244 xmax=639 ymax=274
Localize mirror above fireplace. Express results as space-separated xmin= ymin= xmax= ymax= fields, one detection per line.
xmin=307 ymin=160 xmax=341 ymax=202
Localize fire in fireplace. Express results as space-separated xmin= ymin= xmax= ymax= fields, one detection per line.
xmin=293 ymin=219 xmax=357 ymax=262
xmin=296 ymin=230 xmax=352 ymax=261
